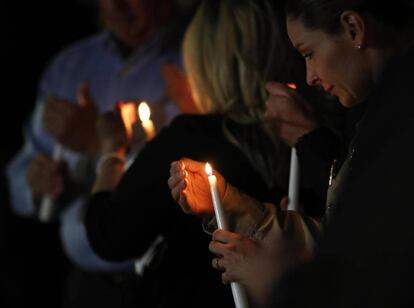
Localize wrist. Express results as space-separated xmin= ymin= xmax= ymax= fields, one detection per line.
xmin=223 ymin=184 xmax=267 ymax=220
xmin=95 ymin=152 xmax=126 ymax=175
xmin=100 ymin=142 xmax=127 ymax=156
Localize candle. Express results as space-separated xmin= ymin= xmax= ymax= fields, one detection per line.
xmin=138 ymin=102 xmax=156 ymax=141
xmin=205 ymin=163 xmax=250 ymax=308
xmin=39 ymin=144 xmax=63 ymax=222
xmin=205 ymin=163 xmax=228 ymax=229
xmin=119 ymin=101 xmax=138 ymax=139
xmin=285 ymin=83 xmax=300 ymax=211
xmin=287 ymin=148 xmax=300 ymax=211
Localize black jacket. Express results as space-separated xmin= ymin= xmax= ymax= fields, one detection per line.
xmin=275 ymin=44 xmax=414 ymax=308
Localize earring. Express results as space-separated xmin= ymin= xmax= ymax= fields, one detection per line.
xmin=356 ymin=44 xmax=362 ymax=49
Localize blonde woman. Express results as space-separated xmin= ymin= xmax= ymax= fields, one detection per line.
xmin=85 ymin=0 xmax=307 ymax=306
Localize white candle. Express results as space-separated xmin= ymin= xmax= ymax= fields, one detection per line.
xmin=39 ymin=144 xmax=63 ymax=222
xmin=138 ymin=102 xmax=156 ymax=141
xmin=287 ymin=148 xmax=300 ymax=211
xmin=205 ymin=163 xmax=250 ymax=308
xmin=285 ymin=83 xmax=300 ymax=212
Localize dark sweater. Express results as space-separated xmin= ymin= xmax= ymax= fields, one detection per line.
xmin=274 ymin=43 xmax=414 ymax=308
xmin=85 ymin=114 xmax=285 ymax=307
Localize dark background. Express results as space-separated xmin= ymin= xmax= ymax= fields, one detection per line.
xmin=1 ymin=1 xmax=99 ymax=306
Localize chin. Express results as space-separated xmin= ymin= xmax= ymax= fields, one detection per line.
xmin=339 ymin=96 xmax=360 ymax=108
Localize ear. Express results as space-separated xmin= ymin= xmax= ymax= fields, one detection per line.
xmin=340 ymin=10 xmax=366 ymax=48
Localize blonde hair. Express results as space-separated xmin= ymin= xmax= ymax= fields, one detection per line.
xmin=184 ymin=0 xmax=305 ymax=187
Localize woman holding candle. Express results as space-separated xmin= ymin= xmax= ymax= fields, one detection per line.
xmin=84 ymin=0 xmax=317 ymax=306
xmin=172 ymin=0 xmax=414 ymax=306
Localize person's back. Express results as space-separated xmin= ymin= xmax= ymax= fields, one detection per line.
xmin=84 ymin=0 xmax=309 ymax=306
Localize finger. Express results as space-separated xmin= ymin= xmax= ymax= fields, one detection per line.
xmin=44 ymin=96 xmax=75 ymax=114
xmin=212 ymin=257 xmax=224 ymax=271
xmin=43 ymin=115 xmax=66 ymax=138
xmin=167 ymin=169 xmax=186 ymax=188
xmin=265 ymin=81 xmax=293 ymax=97
xmin=208 ymin=240 xmax=227 ymax=256
xmin=78 ymin=81 xmax=93 ymax=107
xmin=221 ymin=272 xmax=232 ymax=285
xmin=170 ymin=180 xmax=186 ymax=202
xmin=170 ymin=161 xmax=184 ymax=174
xmin=178 ymin=191 xmax=190 ymax=212
xmin=212 ymin=229 xmax=241 ymax=244
xmin=179 ymin=158 xmax=206 ymax=173
xmin=168 ymin=175 xmax=180 ymax=191
xmin=280 ymin=196 xmax=289 ymax=211
xmin=264 ymin=102 xmax=279 ymax=119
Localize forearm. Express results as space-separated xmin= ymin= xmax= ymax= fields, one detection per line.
xmin=92 ymin=154 xmax=125 ymax=193
xmin=204 ymin=184 xmax=275 ymax=239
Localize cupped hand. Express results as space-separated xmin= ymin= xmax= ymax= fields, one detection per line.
xmin=168 ymin=158 xmax=227 ymax=217
xmin=209 ymin=229 xmax=289 ymax=307
xmin=265 ymin=81 xmax=317 ymax=146
xmin=42 ymin=81 xmax=99 ymax=156
xmin=27 ymin=154 xmax=65 ymax=199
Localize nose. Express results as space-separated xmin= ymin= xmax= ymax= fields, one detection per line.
xmin=306 ymin=64 xmax=319 ymax=87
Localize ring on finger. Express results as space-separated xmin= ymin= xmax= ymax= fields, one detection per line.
xmin=214 ymin=258 xmax=220 ymax=269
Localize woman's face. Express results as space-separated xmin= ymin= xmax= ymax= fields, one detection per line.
xmin=287 ymin=18 xmax=373 ymax=107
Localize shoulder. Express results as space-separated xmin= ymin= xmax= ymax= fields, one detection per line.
xmin=48 ymin=33 xmax=108 ymax=67
xmin=380 ymin=44 xmax=414 ymax=95
xmin=166 ymin=114 xmax=224 ymax=135
xmin=38 ymin=32 xmax=109 ymax=92
xmin=135 ymin=114 xmax=227 ymax=164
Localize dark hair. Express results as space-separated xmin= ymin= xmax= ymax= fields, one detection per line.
xmin=285 ymin=0 xmax=414 ymax=35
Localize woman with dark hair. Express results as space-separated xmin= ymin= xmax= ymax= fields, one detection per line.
xmin=169 ymin=0 xmax=414 ymax=307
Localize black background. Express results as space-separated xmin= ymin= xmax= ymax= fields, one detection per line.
xmin=1 ymin=1 xmax=98 ymax=307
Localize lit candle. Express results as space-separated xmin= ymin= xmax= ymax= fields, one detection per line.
xmin=205 ymin=163 xmax=250 ymax=308
xmin=39 ymin=144 xmax=63 ymax=222
xmin=138 ymin=102 xmax=156 ymax=141
xmin=119 ymin=101 xmax=138 ymax=139
xmin=286 ymin=83 xmax=300 ymax=211
xmin=287 ymin=83 xmax=297 ymax=90
xmin=287 ymin=148 xmax=300 ymax=211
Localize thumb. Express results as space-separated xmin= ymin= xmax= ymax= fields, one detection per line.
xmin=180 ymin=158 xmax=207 ymax=174
xmin=78 ymin=81 xmax=95 ymax=108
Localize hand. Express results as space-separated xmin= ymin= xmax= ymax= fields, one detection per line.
xmin=168 ymin=158 xmax=227 ymax=217
xmin=96 ymin=104 xmax=129 ymax=154
xmin=209 ymin=229 xmax=290 ymax=307
xmin=27 ymin=154 xmax=65 ymax=199
xmin=42 ymin=81 xmax=99 ymax=156
xmin=265 ymin=81 xmax=318 ymax=146
xmin=161 ymin=63 xmax=199 ymax=114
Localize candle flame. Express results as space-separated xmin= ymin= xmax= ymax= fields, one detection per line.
xmin=205 ymin=162 xmax=212 ymax=176
xmin=287 ymin=83 xmax=297 ymax=90
xmin=138 ymin=102 xmax=151 ymax=122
